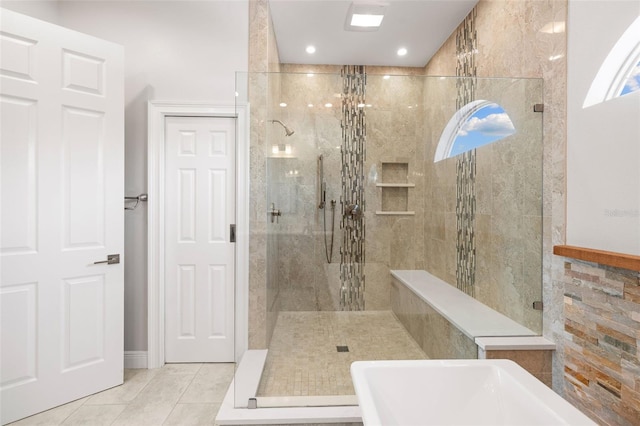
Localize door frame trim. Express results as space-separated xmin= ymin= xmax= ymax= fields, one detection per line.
xmin=147 ymin=101 xmax=249 ymax=368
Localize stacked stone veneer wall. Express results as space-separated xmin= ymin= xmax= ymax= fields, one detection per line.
xmin=561 ymin=260 xmax=640 ymax=425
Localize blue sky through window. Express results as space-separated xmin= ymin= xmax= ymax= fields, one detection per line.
xmin=620 ymin=60 xmax=640 ymax=96
xmin=449 ymin=103 xmax=516 ymax=157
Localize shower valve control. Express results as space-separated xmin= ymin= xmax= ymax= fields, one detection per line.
xmin=269 ymin=203 xmax=281 ymax=223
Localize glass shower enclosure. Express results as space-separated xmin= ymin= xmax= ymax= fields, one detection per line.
xmin=234 ymin=70 xmax=544 ymax=409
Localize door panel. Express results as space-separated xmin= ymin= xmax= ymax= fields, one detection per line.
xmin=62 ymin=274 xmax=106 ymax=371
xmin=209 ymin=170 xmax=227 ymax=241
xmin=0 ymin=283 xmax=37 ymax=388
xmin=62 ymin=106 xmax=106 ymax=249
xmin=0 ymin=95 xmax=37 ymax=255
xmin=165 ymin=116 xmax=235 ymax=362
xmin=0 ymin=9 xmax=124 ymax=424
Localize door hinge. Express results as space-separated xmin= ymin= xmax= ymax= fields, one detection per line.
xmin=248 ymin=398 xmax=257 ymax=409
xmin=533 ymin=301 xmax=544 ymax=311
xmin=533 ymin=103 xmax=544 ymax=113
xmin=230 ymin=224 xmax=236 ymax=243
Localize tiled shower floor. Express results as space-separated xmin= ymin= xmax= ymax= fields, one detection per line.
xmin=256 ymin=311 xmax=427 ymax=397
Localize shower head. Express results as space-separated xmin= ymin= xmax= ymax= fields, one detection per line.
xmin=269 ymin=119 xmax=295 ymax=136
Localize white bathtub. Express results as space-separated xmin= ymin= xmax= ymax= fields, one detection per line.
xmin=351 ymin=359 xmax=596 ymax=426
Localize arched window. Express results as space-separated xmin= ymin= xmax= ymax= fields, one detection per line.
xmin=583 ymin=15 xmax=640 ymax=108
xmin=620 ymin=58 xmax=640 ymax=96
xmin=434 ymin=100 xmax=516 ymax=163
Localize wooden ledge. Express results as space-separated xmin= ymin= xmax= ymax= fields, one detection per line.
xmin=553 ymin=245 xmax=640 ymax=272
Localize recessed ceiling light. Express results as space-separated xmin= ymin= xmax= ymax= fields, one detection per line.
xmin=397 ymin=47 xmax=408 ymax=56
xmin=306 ymin=45 xmax=316 ymax=54
xmin=307 ymin=73 xmax=314 ymax=77
xmin=539 ymin=21 xmax=566 ymax=34
xmin=383 ymin=75 xmax=390 ymax=80
xmin=308 ymin=103 xmax=314 ymax=107
xmin=357 ymin=103 xmax=365 ymax=108
xmin=279 ymin=102 xmax=287 ymax=107
xmin=324 ymin=103 xmax=333 ymax=108
xmin=345 ymin=2 xmax=386 ymax=32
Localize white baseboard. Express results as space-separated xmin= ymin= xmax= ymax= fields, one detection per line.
xmin=124 ymin=351 xmax=148 ymax=369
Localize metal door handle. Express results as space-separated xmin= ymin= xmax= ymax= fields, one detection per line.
xmin=94 ymin=254 xmax=120 ymax=265
xmin=269 ymin=203 xmax=281 ymax=223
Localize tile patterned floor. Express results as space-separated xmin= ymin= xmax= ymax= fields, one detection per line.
xmin=10 ymin=311 xmax=423 ymax=424
xmin=9 ymin=363 xmax=234 ymax=426
xmin=257 ymin=311 xmax=427 ymax=397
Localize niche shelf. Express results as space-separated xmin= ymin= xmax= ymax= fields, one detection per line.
xmin=375 ymin=210 xmax=416 ymax=216
xmin=376 ymin=183 xmax=416 ymax=188
xmin=376 ymin=162 xmax=415 ymax=216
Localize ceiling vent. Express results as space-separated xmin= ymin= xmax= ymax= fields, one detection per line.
xmin=344 ymin=1 xmax=388 ymax=32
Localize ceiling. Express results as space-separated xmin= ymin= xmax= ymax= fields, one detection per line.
xmin=269 ymin=0 xmax=479 ymax=68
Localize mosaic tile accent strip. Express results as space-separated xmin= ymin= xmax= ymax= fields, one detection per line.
xmin=256 ymin=311 xmax=426 ymax=397
xmin=562 ymin=260 xmax=640 ymax=425
xmin=455 ymin=7 xmax=478 ymax=297
xmin=340 ymin=65 xmax=367 ymax=310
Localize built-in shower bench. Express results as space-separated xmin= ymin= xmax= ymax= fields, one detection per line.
xmin=390 ymin=269 xmax=555 ymax=386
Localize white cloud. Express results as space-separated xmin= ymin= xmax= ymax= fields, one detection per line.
xmin=623 ymin=62 xmax=640 ymax=93
xmin=458 ymin=112 xmax=515 ymax=137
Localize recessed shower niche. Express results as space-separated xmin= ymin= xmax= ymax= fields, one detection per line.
xmin=376 ymin=161 xmax=415 ymax=215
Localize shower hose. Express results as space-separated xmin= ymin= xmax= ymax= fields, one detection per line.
xmin=323 ymin=200 xmax=336 ymax=263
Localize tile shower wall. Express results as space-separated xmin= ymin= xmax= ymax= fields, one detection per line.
xmin=248 ymin=0 xmax=281 ymax=348
xmin=423 ymin=6 xmax=545 ymax=335
xmin=422 ymin=76 xmax=544 ymax=333
xmin=269 ymin=66 xmax=428 ymax=313
xmin=423 ymin=0 xmax=565 ymax=385
xmin=272 ymin=65 xmax=342 ymax=312
xmin=365 ymin=69 xmax=428 ymax=308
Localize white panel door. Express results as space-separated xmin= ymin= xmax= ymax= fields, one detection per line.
xmin=0 ymin=9 xmax=124 ymax=424
xmin=165 ymin=116 xmax=235 ymax=362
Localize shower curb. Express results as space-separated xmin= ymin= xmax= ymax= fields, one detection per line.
xmin=215 ymin=349 xmax=362 ymax=425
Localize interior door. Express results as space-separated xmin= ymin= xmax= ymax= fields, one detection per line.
xmin=164 ymin=116 xmax=235 ymax=362
xmin=0 ymin=9 xmax=124 ymax=424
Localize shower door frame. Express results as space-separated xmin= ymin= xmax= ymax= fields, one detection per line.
xmin=146 ymin=101 xmax=250 ymax=368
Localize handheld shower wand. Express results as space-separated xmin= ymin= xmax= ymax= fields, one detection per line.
xmin=318 ymin=155 xmax=326 ymax=209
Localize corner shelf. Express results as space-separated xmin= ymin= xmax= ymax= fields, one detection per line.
xmin=376 ymin=183 xmax=416 ymax=188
